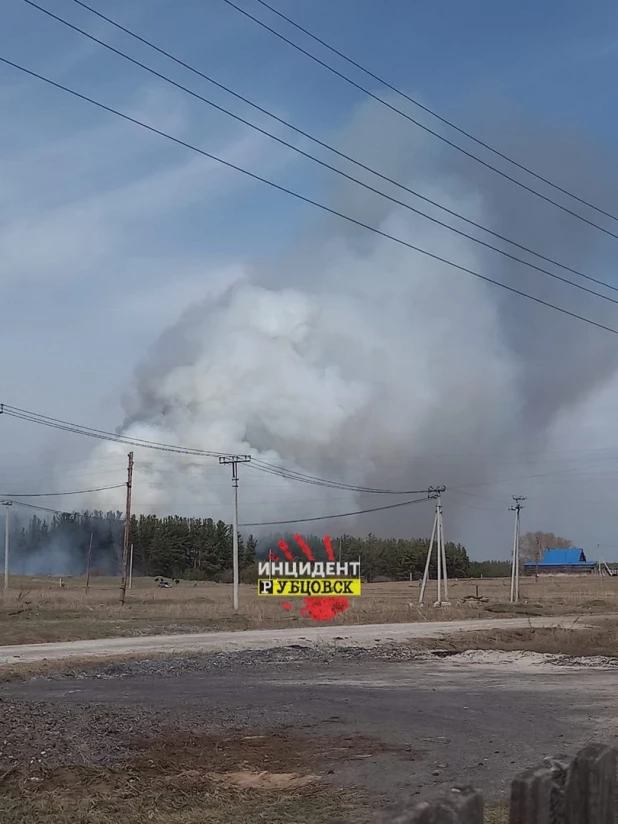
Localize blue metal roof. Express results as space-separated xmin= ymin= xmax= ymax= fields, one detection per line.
xmin=523 ymin=548 xmax=596 ymax=567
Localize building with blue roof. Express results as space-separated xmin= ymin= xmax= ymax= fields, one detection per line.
xmin=522 ymin=548 xmax=597 ymax=575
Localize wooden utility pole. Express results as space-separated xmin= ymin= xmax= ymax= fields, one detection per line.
xmin=119 ymin=452 xmax=134 ymax=605
xmin=128 ymin=543 xmax=134 ymax=590
xmin=85 ymin=532 xmax=93 ymax=593
xmin=2 ymin=501 xmax=12 ymax=599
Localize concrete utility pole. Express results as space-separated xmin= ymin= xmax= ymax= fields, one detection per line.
xmin=419 ymin=486 xmax=449 ymax=606
xmin=2 ymin=500 xmax=12 ymax=598
xmin=119 ymin=452 xmax=134 ymax=605
xmin=219 ymin=455 xmax=251 ymax=612
xmin=509 ymin=496 xmax=526 ymax=603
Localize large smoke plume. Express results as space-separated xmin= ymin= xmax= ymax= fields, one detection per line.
xmin=76 ymin=95 xmax=618 ymax=557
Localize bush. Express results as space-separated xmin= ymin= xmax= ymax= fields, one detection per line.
xmin=215 ymin=569 xmax=234 ymax=584
xmin=241 ymin=564 xmax=259 ymax=584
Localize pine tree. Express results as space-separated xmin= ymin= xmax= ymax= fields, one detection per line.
xmin=243 ymin=534 xmax=258 ymax=567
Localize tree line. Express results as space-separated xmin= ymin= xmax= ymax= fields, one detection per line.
xmin=11 ymin=511 xmax=580 ymax=580
xmin=10 ymin=510 xmax=473 ymax=580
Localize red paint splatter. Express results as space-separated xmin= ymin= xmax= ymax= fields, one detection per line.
xmin=323 ymin=535 xmax=335 ymax=562
xmin=274 ymin=534 xmax=353 ymax=620
xmin=277 ymin=540 xmax=295 ymax=562
xmin=293 ymin=534 xmax=315 ymax=561
xmin=301 ymin=596 xmax=349 ymax=621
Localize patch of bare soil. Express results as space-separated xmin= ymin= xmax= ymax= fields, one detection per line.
xmin=0 ymin=710 xmax=411 ymax=824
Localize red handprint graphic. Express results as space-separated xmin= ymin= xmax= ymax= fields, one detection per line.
xmin=270 ymin=534 xmax=350 ymax=621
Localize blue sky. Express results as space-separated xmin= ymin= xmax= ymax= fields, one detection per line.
xmin=3 ymin=0 xmax=618 ymax=546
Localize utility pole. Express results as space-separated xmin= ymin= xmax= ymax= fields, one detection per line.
xmin=119 ymin=452 xmax=134 ymax=605
xmin=85 ymin=532 xmax=93 ymax=593
xmin=2 ymin=500 xmax=12 ymax=598
xmin=219 ymin=455 xmax=251 ymax=612
xmin=419 ymin=486 xmax=449 ymax=606
xmin=509 ymin=496 xmax=526 ymax=603
xmin=128 ymin=543 xmax=134 ymax=590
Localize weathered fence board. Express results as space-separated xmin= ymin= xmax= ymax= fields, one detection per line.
xmin=563 ymin=745 xmax=616 ymax=824
xmin=388 ymin=787 xmax=484 ymax=824
xmin=384 ymin=745 xmax=617 ymax=824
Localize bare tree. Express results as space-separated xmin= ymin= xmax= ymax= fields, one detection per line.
xmin=519 ymin=531 xmax=572 ymax=563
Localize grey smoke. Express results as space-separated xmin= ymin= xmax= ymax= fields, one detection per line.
xmin=9 ymin=534 xmax=117 ymax=577
xmin=75 ymin=93 xmax=618 ymax=558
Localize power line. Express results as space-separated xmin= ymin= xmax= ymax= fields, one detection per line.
xmin=2 ymin=484 xmax=125 ymax=497
xmin=250 ymin=0 xmax=618 ymax=227
xmin=0 ymin=404 xmax=428 ymax=495
xmin=1 ymin=58 xmax=617 ymax=338
xmin=3 ymin=499 xmax=122 ymax=518
xmin=245 ymin=460 xmax=430 ymax=494
xmin=7 ymin=490 xmax=429 ymax=527
xmin=0 ymin=404 xmax=230 ymax=458
xmin=222 ymin=0 xmax=618 ymax=241
xmin=239 ymin=494 xmax=431 ymax=526
xmin=44 ymin=0 xmax=617 ymax=297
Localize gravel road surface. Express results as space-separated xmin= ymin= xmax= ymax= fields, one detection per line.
xmin=0 ymin=614 xmax=587 ymax=664
xmin=2 ymin=641 xmax=617 ymax=809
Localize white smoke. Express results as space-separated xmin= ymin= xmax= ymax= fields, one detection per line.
xmin=71 ymin=95 xmax=618 ymax=555
xmin=80 ymin=181 xmax=522 ymax=534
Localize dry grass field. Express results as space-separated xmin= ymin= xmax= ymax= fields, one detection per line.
xmin=1 ymin=572 xmax=617 ymax=646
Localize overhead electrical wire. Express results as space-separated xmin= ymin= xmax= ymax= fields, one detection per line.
xmin=239 ymin=494 xmax=431 ymax=526
xmin=29 ymin=0 xmax=612 ymax=296
xmin=245 ymin=460 xmax=433 ymax=495
xmin=6 ymin=492 xmax=430 ymax=527
xmin=0 ymin=404 xmax=430 ymax=495
xmin=1 ymin=58 xmax=617 ymax=339
xmin=20 ymin=0 xmax=618 ymax=304
xmin=3 ymin=499 xmax=121 ymax=518
xmin=0 ymin=404 xmax=230 ymax=459
xmin=221 ymin=0 xmax=618 ymax=241
xmin=249 ymin=0 xmax=618 ymax=226
xmin=2 ymin=484 xmax=125 ymax=498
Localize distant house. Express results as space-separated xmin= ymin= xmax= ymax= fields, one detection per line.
xmin=522 ymin=548 xmax=596 ymax=576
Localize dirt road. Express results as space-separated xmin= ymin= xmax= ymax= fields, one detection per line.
xmin=2 ymin=643 xmax=617 ymax=810
xmin=0 ymin=614 xmax=587 ymax=665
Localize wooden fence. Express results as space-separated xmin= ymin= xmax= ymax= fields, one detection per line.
xmin=394 ymin=744 xmax=616 ymax=823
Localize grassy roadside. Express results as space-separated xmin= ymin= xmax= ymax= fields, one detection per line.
xmin=2 ymin=574 xmax=618 ymax=646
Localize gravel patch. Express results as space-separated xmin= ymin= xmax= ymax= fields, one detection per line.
xmin=12 ymin=643 xmax=618 ymax=685
xmin=14 ymin=643 xmax=428 ymax=683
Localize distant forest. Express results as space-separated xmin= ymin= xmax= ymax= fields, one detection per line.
xmin=10 ymin=510 xmax=484 ymax=581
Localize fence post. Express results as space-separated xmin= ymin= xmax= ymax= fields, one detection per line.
xmin=563 ymin=745 xmax=616 ymax=824
xmin=393 ymin=745 xmax=616 ymax=824
xmin=388 ymin=786 xmax=484 ymax=823
xmin=510 ymin=761 xmax=567 ymax=824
